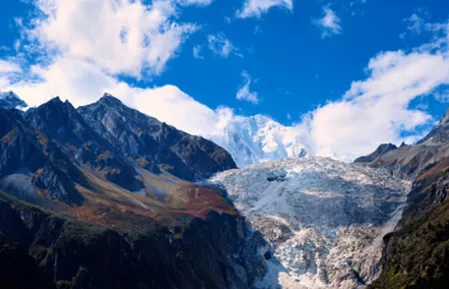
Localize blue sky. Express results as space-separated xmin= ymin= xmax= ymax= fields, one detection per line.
xmin=1 ymin=0 xmax=449 ymax=160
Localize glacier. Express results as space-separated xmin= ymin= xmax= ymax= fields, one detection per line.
xmin=210 ymin=157 xmax=410 ymax=289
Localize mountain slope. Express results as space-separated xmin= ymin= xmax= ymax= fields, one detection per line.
xmin=209 ymin=114 xmax=308 ymax=167
xmin=78 ymin=94 xmax=237 ymax=180
xmin=210 ymin=157 xmax=410 ymax=289
xmin=369 ymin=158 xmax=449 ymax=289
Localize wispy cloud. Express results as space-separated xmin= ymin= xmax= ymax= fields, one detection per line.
xmin=314 ymin=7 xmax=343 ymax=38
xmin=236 ymin=0 xmax=293 ymax=19
xmin=236 ymin=71 xmax=259 ymax=104
xmin=193 ymin=45 xmax=204 ymax=59
xmin=207 ymin=33 xmax=241 ymax=58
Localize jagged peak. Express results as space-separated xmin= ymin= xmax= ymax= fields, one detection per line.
xmin=43 ymin=97 xmax=76 ymax=110
xmin=99 ymin=93 xmax=123 ymax=106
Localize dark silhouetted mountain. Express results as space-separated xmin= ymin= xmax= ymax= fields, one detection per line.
xmin=24 ymin=97 xmax=142 ymax=191
xmin=77 ymin=93 xmax=237 ymax=181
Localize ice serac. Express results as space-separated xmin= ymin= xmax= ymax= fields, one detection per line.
xmin=0 ymin=91 xmax=27 ymax=109
xmin=77 ymin=94 xmax=237 ymax=181
xmin=210 ymin=114 xmax=309 ymax=167
xmin=210 ymin=157 xmax=410 ymax=289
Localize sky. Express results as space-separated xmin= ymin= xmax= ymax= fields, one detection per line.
xmin=0 ymin=0 xmax=449 ymax=161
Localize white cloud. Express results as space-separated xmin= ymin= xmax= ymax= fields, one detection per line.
xmin=21 ymin=0 xmax=202 ymax=77
xmin=0 ymin=56 xmax=223 ymax=136
xmin=236 ymin=71 xmax=259 ymax=104
xmin=2 ymin=0 xmax=449 ymax=165
xmin=0 ymin=60 xmax=22 ymax=74
xmin=236 ymin=0 xmax=293 ymax=19
xmin=193 ymin=45 xmax=203 ymax=59
xmin=314 ymin=7 xmax=342 ymax=38
xmin=207 ymin=33 xmax=240 ymax=58
xmin=302 ymin=20 xmax=449 ymax=161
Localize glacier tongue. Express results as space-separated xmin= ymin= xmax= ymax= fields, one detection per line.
xmin=210 ymin=157 xmax=410 ymax=289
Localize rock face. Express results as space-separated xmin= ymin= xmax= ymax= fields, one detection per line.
xmin=78 ymin=94 xmax=237 ymax=180
xmin=209 ymin=114 xmax=309 ymax=167
xmin=0 ymin=193 xmax=268 ymax=289
xmin=24 ymin=97 xmax=142 ymax=191
xmin=210 ymin=157 xmax=410 ymax=289
xmin=0 ymin=108 xmax=84 ymax=205
xmin=369 ymin=158 xmax=449 ymax=289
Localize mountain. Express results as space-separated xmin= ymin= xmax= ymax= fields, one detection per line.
xmin=0 ymin=108 xmax=84 ymax=205
xmin=356 ymin=107 xmax=449 ymax=288
xmin=24 ymin=97 xmax=143 ymax=191
xmin=353 ymin=108 xmax=449 ymax=179
xmin=0 ymin=95 xmax=268 ymax=289
xmin=354 ymin=143 xmax=398 ymax=163
xmin=0 ymin=91 xmax=27 ymax=109
xmin=210 ymin=157 xmax=410 ymax=289
xmin=369 ymin=158 xmax=449 ymax=289
xmin=209 ymin=114 xmax=308 ymax=167
xmin=78 ymin=94 xmax=237 ymax=180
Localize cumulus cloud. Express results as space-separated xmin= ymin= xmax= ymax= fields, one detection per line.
xmin=20 ymin=0 xmax=203 ymax=77
xmin=236 ymin=71 xmax=259 ymax=104
xmin=236 ymin=0 xmax=293 ymax=19
xmin=302 ymin=20 xmax=449 ymax=161
xmin=314 ymin=7 xmax=342 ymax=38
xmin=207 ymin=33 xmax=240 ymax=58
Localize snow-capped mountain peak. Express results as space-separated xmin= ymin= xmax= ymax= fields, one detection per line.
xmin=210 ymin=114 xmax=310 ymax=167
xmin=0 ymin=91 xmax=28 ymax=109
